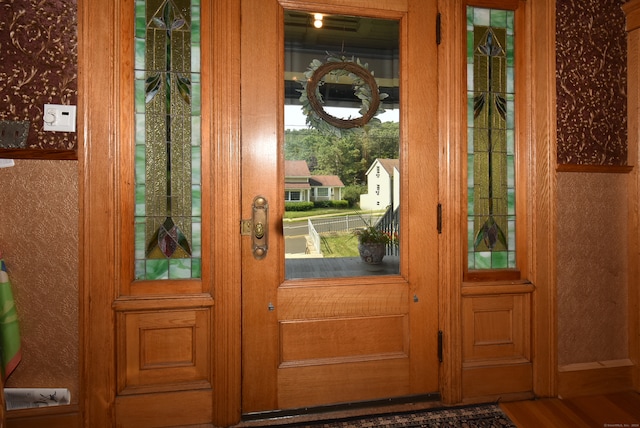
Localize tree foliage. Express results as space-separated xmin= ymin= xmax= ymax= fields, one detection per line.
xmin=284 ymin=121 xmax=399 ymax=187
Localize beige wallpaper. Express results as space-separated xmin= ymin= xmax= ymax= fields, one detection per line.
xmin=0 ymin=160 xmax=79 ymax=403
xmin=556 ymin=172 xmax=628 ymax=366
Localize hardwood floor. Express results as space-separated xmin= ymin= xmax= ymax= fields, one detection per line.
xmin=500 ymin=391 xmax=640 ymax=427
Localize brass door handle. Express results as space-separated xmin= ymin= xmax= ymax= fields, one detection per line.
xmin=251 ymin=196 xmax=268 ymax=259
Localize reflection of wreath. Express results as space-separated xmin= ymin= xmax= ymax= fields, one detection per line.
xmin=299 ymin=54 xmax=387 ymax=137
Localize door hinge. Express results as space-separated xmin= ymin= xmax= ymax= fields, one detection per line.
xmin=438 ymin=330 xmax=443 ymax=362
xmin=437 ymin=203 xmax=442 ymax=234
xmin=436 ymin=13 xmax=442 ymax=45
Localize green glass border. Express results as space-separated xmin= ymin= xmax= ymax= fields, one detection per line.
xmin=133 ymin=0 xmax=202 ymax=280
xmin=467 ymin=6 xmax=517 ymax=271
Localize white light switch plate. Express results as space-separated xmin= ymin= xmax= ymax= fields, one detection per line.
xmin=43 ymin=104 xmax=76 ymax=132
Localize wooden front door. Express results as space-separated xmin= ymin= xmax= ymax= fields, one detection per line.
xmin=241 ymin=0 xmax=440 ymax=414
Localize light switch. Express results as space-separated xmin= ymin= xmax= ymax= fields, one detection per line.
xmin=43 ymin=104 xmax=76 ymax=132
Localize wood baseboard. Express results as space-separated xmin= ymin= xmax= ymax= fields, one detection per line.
xmin=6 ymin=404 xmax=80 ymax=428
xmin=558 ymin=359 xmax=635 ymax=398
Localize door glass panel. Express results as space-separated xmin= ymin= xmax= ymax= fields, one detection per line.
xmin=284 ymin=11 xmax=400 ymax=279
xmin=466 ymin=7 xmax=516 ymax=270
xmin=133 ymin=0 xmax=202 ymax=280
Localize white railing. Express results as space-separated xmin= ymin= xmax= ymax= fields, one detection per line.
xmin=307 ymin=218 xmax=321 ymax=253
xmin=308 ymin=214 xmax=379 ymax=234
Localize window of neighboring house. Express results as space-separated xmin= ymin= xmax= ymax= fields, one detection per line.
xmin=316 ymin=188 xmax=329 ymax=197
xmin=285 ymin=191 xmax=302 ymax=201
xmin=465 ymin=3 xmax=524 ymax=281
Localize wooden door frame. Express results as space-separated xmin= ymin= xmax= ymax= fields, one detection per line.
xmin=437 ymin=0 xmax=557 ymax=404
xmin=79 ymin=0 xmax=556 ymax=427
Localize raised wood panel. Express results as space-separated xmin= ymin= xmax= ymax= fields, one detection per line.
xmin=118 ymin=309 xmax=211 ymax=394
xmin=280 ymin=315 xmax=408 ymax=365
xmin=278 ymin=282 xmax=409 ymax=320
xmin=115 ymin=390 xmax=213 ymax=428
xmin=462 ymin=294 xmax=531 ymax=365
xmin=278 ymin=359 xmax=410 ymax=409
xmin=463 ymin=363 xmax=533 ymax=399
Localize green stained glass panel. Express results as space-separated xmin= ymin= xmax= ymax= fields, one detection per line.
xmin=467 ymin=6 xmax=516 ymax=271
xmin=134 ymin=0 xmax=202 ymax=280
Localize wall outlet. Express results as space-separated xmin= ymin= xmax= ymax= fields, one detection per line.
xmin=0 ymin=120 xmax=30 ymax=148
xmin=43 ymin=104 xmax=76 ymax=132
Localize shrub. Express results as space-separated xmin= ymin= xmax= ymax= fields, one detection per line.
xmin=285 ymin=201 xmax=314 ymax=211
xmin=342 ymin=185 xmax=367 ymax=207
xmin=330 ymin=200 xmax=349 ymax=209
xmin=313 ymin=201 xmax=332 ymax=208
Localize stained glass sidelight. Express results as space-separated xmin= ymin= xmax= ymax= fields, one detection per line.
xmin=467 ymin=7 xmax=516 ymax=270
xmin=134 ymin=0 xmax=201 ymax=280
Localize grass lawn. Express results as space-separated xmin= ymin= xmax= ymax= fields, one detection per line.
xmin=320 ymin=232 xmax=360 ymax=258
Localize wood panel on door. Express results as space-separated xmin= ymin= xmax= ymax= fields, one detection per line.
xmin=241 ymin=0 xmax=440 ymax=414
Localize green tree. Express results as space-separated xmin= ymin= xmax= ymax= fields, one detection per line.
xmin=342 ymin=184 xmax=367 ymax=207
xmin=284 ymin=121 xmax=399 ymax=188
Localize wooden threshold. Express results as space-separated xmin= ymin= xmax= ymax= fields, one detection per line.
xmin=237 ymin=393 xmax=440 ymax=426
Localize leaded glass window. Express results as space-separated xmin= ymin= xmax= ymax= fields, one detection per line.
xmin=134 ymin=0 xmax=202 ymax=280
xmin=466 ymin=6 xmax=516 ymax=270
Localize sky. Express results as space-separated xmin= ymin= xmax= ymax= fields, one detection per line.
xmin=284 ymin=105 xmax=399 ymax=130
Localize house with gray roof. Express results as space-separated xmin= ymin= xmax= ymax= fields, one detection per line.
xmin=284 ymin=160 xmax=344 ymax=203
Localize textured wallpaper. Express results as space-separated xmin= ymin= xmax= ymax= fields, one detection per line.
xmin=0 ymin=0 xmax=78 ymax=151
xmin=0 ymin=160 xmax=79 ymax=403
xmin=556 ymin=172 xmax=628 ymax=365
xmin=556 ymin=0 xmax=628 ymax=165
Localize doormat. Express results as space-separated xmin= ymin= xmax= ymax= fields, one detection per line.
xmin=268 ymin=404 xmax=516 ymax=428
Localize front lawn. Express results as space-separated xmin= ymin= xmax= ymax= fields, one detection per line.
xmin=320 ymin=232 xmax=360 ymax=258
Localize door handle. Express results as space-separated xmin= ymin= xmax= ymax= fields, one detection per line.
xmin=251 ymin=196 xmax=268 ymax=259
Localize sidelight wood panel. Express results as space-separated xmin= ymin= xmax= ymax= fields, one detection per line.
xmin=461 ymin=290 xmax=533 ymax=400
xmin=115 ymin=390 xmax=213 ymax=428
xmin=117 ymin=309 xmax=212 ymax=395
xmin=462 ymin=294 xmax=530 ymax=364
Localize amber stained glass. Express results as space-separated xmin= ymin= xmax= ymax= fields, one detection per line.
xmin=467 ymin=7 xmax=515 ymax=270
xmin=134 ymin=0 xmax=202 ymax=280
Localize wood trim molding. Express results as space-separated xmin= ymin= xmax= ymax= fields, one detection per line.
xmin=0 ymin=149 xmax=77 ymax=160
xmin=623 ymin=0 xmax=640 ymax=393
xmin=528 ymin=0 xmax=557 ymax=398
xmin=210 ymin=0 xmax=243 ymax=425
xmin=558 ymin=360 xmax=635 ymax=398
xmin=556 ymin=164 xmax=634 ymax=174
xmin=79 ymin=0 xmax=119 ymax=426
xmin=7 ymin=405 xmax=81 ymax=428
xmin=624 ymin=0 xmax=640 ymax=33
xmin=438 ymin=0 xmax=466 ymax=405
